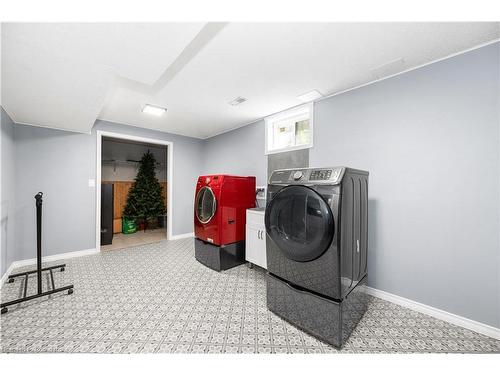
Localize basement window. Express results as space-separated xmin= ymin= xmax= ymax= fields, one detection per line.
xmin=265 ymin=103 xmax=313 ymax=154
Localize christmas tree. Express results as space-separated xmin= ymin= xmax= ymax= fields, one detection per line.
xmin=123 ymin=150 xmax=166 ymax=227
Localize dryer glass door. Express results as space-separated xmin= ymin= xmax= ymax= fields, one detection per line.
xmin=196 ymin=186 xmax=217 ymax=224
xmin=265 ymin=185 xmax=334 ymax=262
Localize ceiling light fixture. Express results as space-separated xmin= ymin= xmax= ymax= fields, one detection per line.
xmin=142 ymin=104 xmax=167 ymax=116
xmin=229 ymin=97 xmax=247 ymax=106
xmin=297 ymin=90 xmax=323 ymax=103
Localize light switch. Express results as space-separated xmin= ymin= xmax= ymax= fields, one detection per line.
xmin=88 ymin=179 xmax=95 ymax=187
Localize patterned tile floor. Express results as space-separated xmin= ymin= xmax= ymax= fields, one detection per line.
xmin=100 ymin=228 xmax=166 ymax=252
xmin=1 ymin=238 xmax=499 ymax=354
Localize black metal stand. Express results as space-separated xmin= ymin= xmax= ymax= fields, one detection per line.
xmin=1 ymin=192 xmax=74 ymax=314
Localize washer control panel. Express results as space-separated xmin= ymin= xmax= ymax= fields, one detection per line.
xmin=309 ymin=169 xmax=332 ymax=181
xmin=270 ymin=167 xmax=344 ymax=184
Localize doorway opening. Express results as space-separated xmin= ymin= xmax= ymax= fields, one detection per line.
xmin=96 ymin=131 xmax=173 ymax=252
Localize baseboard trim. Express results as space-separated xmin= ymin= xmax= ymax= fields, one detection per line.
xmin=170 ymin=232 xmax=194 ymax=240
xmin=365 ymin=286 xmax=500 ymax=340
xmin=0 ymin=248 xmax=98 ymax=289
xmin=0 ymin=261 xmax=17 ymax=289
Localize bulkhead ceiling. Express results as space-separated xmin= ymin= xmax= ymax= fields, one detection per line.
xmin=2 ymin=22 xmax=499 ymax=138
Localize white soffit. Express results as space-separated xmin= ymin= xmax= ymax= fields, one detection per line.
xmin=2 ymin=22 xmax=499 ymax=137
xmin=1 ymin=23 xmax=205 ymax=132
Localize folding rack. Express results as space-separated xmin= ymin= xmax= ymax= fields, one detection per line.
xmin=1 ymin=192 xmax=74 ymax=314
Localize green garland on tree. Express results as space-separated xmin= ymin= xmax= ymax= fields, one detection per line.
xmin=123 ymin=150 xmax=166 ymax=224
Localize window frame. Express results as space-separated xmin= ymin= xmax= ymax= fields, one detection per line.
xmin=264 ymin=103 xmax=314 ymax=155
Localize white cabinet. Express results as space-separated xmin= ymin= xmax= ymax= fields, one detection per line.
xmin=245 ymin=209 xmax=267 ymax=269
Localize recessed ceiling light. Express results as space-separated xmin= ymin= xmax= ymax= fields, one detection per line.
xmin=229 ymin=97 xmax=247 ymax=106
xmin=297 ymin=90 xmax=323 ymax=103
xmin=142 ymin=104 xmax=167 ymax=116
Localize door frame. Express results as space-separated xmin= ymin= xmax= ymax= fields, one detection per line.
xmin=95 ymin=130 xmax=174 ymax=250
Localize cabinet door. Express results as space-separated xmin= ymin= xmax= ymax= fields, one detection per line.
xmin=245 ymin=225 xmax=260 ymax=265
xmin=257 ymin=228 xmax=267 ymax=269
xmin=246 ymin=224 xmax=267 ymax=269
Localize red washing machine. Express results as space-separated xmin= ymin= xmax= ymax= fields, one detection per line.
xmin=194 ymin=174 xmax=256 ymax=271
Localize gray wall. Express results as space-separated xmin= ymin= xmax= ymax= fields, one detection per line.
xmin=311 ymin=43 xmax=499 ymax=329
xmin=267 ymin=148 xmax=309 ymax=180
xmin=11 ymin=119 xmax=203 ymax=263
xmin=1 ymin=108 xmax=16 ymax=276
xmin=14 ymin=124 xmax=96 ymax=261
xmin=203 ymin=43 xmax=500 ymax=328
xmin=202 ymin=120 xmax=268 ymax=187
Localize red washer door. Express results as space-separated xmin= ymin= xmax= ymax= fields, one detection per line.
xmin=196 ymin=186 xmax=217 ymax=224
xmin=194 ymin=183 xmax=221 ymax=245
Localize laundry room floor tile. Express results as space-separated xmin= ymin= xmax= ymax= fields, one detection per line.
xmin=1 ymin=238 xmax=499 ymax=354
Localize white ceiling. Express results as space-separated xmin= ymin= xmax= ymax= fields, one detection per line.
xmin=2 ymin=22 xmax=499 ymax=138
xmin=1 ymin=23 xmax=205 ymax=132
